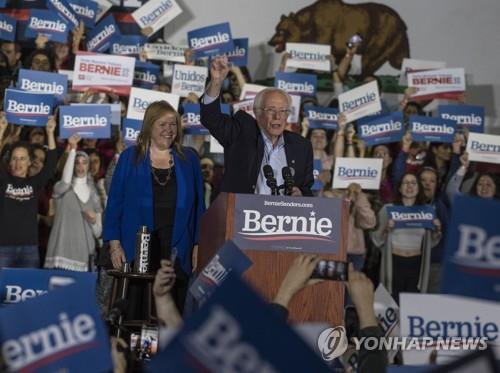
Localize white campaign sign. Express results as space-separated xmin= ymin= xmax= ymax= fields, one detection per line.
xmin=127 ymin=87 xmax=180 ymax=120
xmin=171 ymin=64 xmax=208 ymax=98
xmin=400 ymin=293 xmax=500 ymax=365
xmin=285 ymin=43 xmax=331 ymax=72
xmin=374 ymin=284 xmax=400 ymax=362
xmin=132 ymin=0 xmax=182 ymax=35
xmin=93 ymin=0 xmax=113 ymax=22
xmin=408 ymin=68 xmax=466 ymax=98
xmin=466 ymin=132 xmax=500 ymax=165
xmin=239 ymin=83 xmax=267 ymax=101
xmin=232 ymin=99 xmax=255 ymax=118
xmin=287 ymin=94 xmax=301 ymax=124
xmin=332 ymin=157 xmax=383 ymax=190
xmin=338 ymin=80 xmax=381 ymax=123
xmin=399 ymin=58 xmax=446 ymax=86
xmin=144 ymin=43 xmax=186 ymax=62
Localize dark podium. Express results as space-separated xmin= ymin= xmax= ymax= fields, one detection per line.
xmin=198 ymin=193 xmax=348 ymax=326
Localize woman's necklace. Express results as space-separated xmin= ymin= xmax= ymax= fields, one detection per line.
xmin=151 ymin=154 xmax=174 ymax=187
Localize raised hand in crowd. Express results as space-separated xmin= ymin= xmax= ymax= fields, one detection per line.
xmin=139 ymin=49 xmax=148 ymax=63
xmin=140 ymin=26 xmax=154 ymax=38
xmin=452 ymin=132 xmax=465 ymax=155
xmin=279 ymin=52 xmax=290 ymax=72
xmin=45 ymin=116 xmax=57 ymax=150
xmin=206 ymin=56 xmax=230 ymax=96
xmin=357 ymin=138 xmax=366 ymax=158
xmin=459 ymin=151 xmax=469 ymax=170
xmin=300 ymin=117 xmax=310 ymax=138
xmin=401 ymin=131 xmax=413 ymax=153
xmin=153 ymin=259 xmax=182 ymax=328
xmin=110 ymin=337 xmax=128 ymax=373
xmin=72 ymin=21 xmax=85 ymax=54
xmin=184 ymin=48 xmax=195 ymax=66
xmin=35 ymin=34 xmax=49 ymax=50
xmin=68 ymin=133 xmax=81 ymax=151
xmin=345 ymin=264 xmax=377 ymax=328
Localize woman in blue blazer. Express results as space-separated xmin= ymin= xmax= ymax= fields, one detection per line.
xmin=104 ymin=101 xmax=204 ymax=310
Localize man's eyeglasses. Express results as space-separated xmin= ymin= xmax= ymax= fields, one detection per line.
xmin=260 ymin=107 xmax=290 ymax=117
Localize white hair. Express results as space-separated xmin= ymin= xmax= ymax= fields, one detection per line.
xmin=253 ymin=88 xmax=292 ymax=113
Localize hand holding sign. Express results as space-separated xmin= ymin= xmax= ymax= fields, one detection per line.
xmin=68 ymin=133 xmax=81 ymax=150
xmin=153 ymin=260 xmax=176 ymax=297
xmin=46 ymin=115 xmax=56 ymax=133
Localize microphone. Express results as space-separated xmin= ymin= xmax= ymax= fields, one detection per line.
xmin=281 ymin=166 xmax=295 ymax=196
xmin=263 ymin=165 xmax=279 ymax=195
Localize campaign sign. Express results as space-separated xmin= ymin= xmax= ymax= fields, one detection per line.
xmin=189 ymin=240 xmax=252 ymax=305
xmin=143 ymin=43 xmax=186 ymax=62
xmin=374 ymin=284 xmax=400 ymax=362
xmin=187 ymin=22 xmax=234 ymax=59
xmin=18 ymin=69 xmax=68 ymax=102
xmin=409 ymin=115 xmax=456 ymax=143
xmin=274 ymin=72 xmax=317 ymax=97
xmin=183 ymin=103 xmax=230 ymax=135
xmin=287 ymin=94 xmax=301 ymax=124
xmin=72 ymin=103 xmax=120 ymax=125
xmin=398 ymin=58 xmax=446 ymax=86
xmin=86 ymin=14 xmax=119 ymax=53
xmin=332 ymin=157 xmax=383 ymax=190
xmin=73 ymin=52 xmax=136 ymax=96
xmin=212 ymin=37 xmax=249 ymax=67
xmin=150 ymin=275 xmax=331 ymax=373
xmin=4 ymin=89 xmax=54 ymax=126
xmin=127 ymin=87 xmax=180 ymax=120
xmin=122 ymin=118 xmax=142 ymax=146
xmin=466 ymin=133 xmax=500 ymax=165
xmin=441 ymin=195 xmax=500 ymax=301
xmin=132 ymin=0 xmax=182 ymax=36
xmin=46 ymin=0 xmax=79 ymax=30
xmin=134 ymin=60 xmax=160 ymax=89
xmin=357 ymin=112 xmax=405 ymax=146
xmin=0 ymin=281 xmax=112 ymax=372
xmin=232 ymin=99 xmax=255 ymax=118
xmin=399 ymin=293 xmax=500 ymax=365
xmin=312 ymin=158 xmax=323 ymax=191
xmin=0 ymin=14 xmax=16 ymax=42
xmin=408 ymin=68 xmax=466 ymax=101
xmin=386 ymin=205 xmax=436 ymax=229
xmin=438 ymin=104 xmax=485 ymax=133
xmin=305 ymin=105 xmax=338 ymax=130
xmin=94 ymin=0 xmax=113 ymax=22
xmin=25 ymin=9 xmax=70 ymax=43
xmin=239 ymin=83 xmax=267 ymax=101
xmin=338 ymin=80 xmax=382 ymax=123
xmin=59 ymin=104 xmax=111 ymax=139
xmin=286 ymin=42 xmax=331 ymax=72
xmin=0 ymin=268 xmax=96 ymax=305
xmin=232 ymin=194 xmax=343 ymax=254
xmin=171 ymin=64 xmax=208 ymax=98
xmin=111 ymin=35 xmax=146 ymax=56
xmin=68 ymin=0 xmax=98 ymax=28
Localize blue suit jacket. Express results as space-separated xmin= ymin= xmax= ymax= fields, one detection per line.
xmin=103 ymin=146 xmax=204 ymax=274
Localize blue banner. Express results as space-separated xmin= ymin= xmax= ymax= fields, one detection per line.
xmin=211 ymin=37 xmax=248 ymax=67
xmin=183 ymin=103 xmax=230 ymax=135
xmin=438 ymin=104 xmax=485 ymax=133
xmin=0 ymin=268 xmax=96 ymax=305
xmin=275 ymin=71 xmax=317 ymax=97
xmin=409 ymin=115 xmax=456 ymax=143
xmin=122 ymin=117 xmax=142 ymax=146
xmin=18 ymin=69 xmax=68 ymax=102
xmin=312 ymin=158 xmax=323 ymax=191
xmin=86 ymin=14 xmax=120 ymax=53
xmin=189 ymin=240 xmax=252 ymax=306
xmin=357 ymin=112 xmax=405 ymax=146
xmin=304 ymin=105 xmax=338 ymax=130
xmin=59 ymin=105 xmax=111 ymax=139
xmin=386 ymin=205 xmax=436 ymax=229
xmin=187 ymin=22 xmax=234 ymax=59
xmin=46 ymin=0 xmax=79 ymax=30
xmin=25 ymin=9 xmax=70 ymax=44
xmin=0 ymin=14 xmax=16 ymax=42
xmin=441 ymin=195 xmax=500 ymax=302
xmin=111 ymin=35 xmax=147 ymax=56
xmin=134 ymin=60 xmax=160 ymax=89
xmin=0 ymin=281 xmax=112 ymax=372
xmin=68 ymin=0 xmax=98 ymax=28
xmin=150 ymin=274 xmax=330 ymax=373
xmin=4 ymin=89 xmax=54 ymax=126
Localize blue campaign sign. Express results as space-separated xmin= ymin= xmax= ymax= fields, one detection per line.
xmin=357 ymin=112 xmax=405 ymax=146
xmin=4 ymin=89 xmax=54 ymax=126
xmin=183 ymin=103 xmax=230 ymax=135
xmin=134 ymin=60 xmax=160 ymax=89
xmin=25 ymin=9 xmax=70 ymax=44
xmin=441 ymin=195 xmax=500 ymax=302
xmin=189 ymin=240 xmax=252 ymax=305
xmin=86 ymin=14 xmax=120 ymax=53
xmin=187 ymin=22 xmax=234 ymax=59
xmin=212 ymin=37 xmax=248 ymax=67
xmin=46 ymin=0 xmax=79 ymax=30
xmin=18 ymin=69 xmax=68 ymax=102
xmin=59 ymin=105 xmax=111 ymax=139
xmin=150 ymin=274 xmax=330 ymax=373
xmin=0 ymin=268 xmax=96 ymax=305
xmin=111 ymin=35 xmax=147 ymax=56
xmin=67 ymin=0 xmax=98 ymax=28
xmin=0 ymin=14 xmax=16 ymax=42
xmin=0 ymin=281 xmax=112 ymax=372
xmin=409 ymin=115 xmax=456 ymax=143
xmin=275 ymin=71 xmax=317 ymax=97
xmin=122 ymin=117 xmax=142 ymax=146
xmin=312 ymin=158 xmax=323 ymax=191
xmin=438 ymin=104 xmax=485 ymax=133
xmin=386 ymin=205 xmax=436 ymax=229
xmin=305 ymin=105 xmax=338 ymax=130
